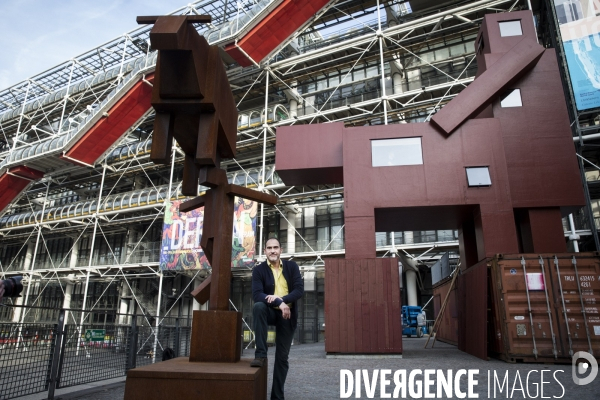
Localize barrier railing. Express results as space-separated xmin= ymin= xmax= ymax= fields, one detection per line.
xmin=0 ymin=306 xmax=192 ymax=400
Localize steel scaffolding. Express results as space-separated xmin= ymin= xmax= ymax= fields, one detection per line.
xmin=1 ymin=0 xmax=593 ymax=336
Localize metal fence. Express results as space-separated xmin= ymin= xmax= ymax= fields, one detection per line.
xmin=0 ymin=306 xmax=192 ymax=400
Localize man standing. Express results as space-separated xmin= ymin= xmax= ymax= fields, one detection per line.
xmin=251 ymin=237 xmax=304 ymax=400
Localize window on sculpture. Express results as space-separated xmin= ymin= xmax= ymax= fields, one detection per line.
xmin=466 ymin=167 xmax=492 ymax=187
xmin=499 ymin=20 xmax=522 ymax=37
xmin=371 ymin=137 xmax=423 ymax=167
xmin=500 ymin=89 xmax=522 ymax=107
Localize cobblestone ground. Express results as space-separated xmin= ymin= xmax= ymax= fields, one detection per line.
xmin=27 ymin=338 xmax=599 ymax=400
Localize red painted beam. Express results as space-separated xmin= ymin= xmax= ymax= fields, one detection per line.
xmin=225 ymin=0 xmax=330 ymax=67
xmin=63 ymin=74 xmax=154 ymax=165
xmin=9 ymin=165 xmax=44 ymax=180
xmin=0 ymin=166 xmax=44 ymax=213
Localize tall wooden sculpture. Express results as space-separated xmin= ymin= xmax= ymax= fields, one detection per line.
xmin=124 ymin=15 xmax=276 ymax=400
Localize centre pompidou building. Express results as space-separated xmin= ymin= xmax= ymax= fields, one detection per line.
xmin=0 ymin=0 xmax=597 ymax=347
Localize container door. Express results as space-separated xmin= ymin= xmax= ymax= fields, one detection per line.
xmin=547 ymin=255 xmax=600 ymax=359
xmin=494 ymin=256 xmax=562 ymax=361
xmin=457 ymin=262 xmax=487 ymax=360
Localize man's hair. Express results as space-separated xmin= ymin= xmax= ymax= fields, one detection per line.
xmin=264 ymin=237 xmax=281 ymax=247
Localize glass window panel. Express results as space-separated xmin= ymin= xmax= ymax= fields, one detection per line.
xmin=366 ymin=65 xmax=378 ymax=78
xmin=499 ymin=20 xmax=522 ymax=37
xmin=449 ymin=43 xmax=466 ymax=56
xmin=434 ymin=47 xmax=449 ymax=61
xmin=304 ymin=207 xmax=315 ymax=228
xmin=353 ymin=68 xmax=365 ymax=80
xmin=420 ymin=51 xmax=435 ymax=64
xmin=500 ymin=89 xmax=522 ymax=107
xmin=375 ymin=232 xmax=387 ymax=246
xmin=371 ymin=137 xmax=423 ymax=167
xmin=466 ymin=167 xmax=492 ymax=187
xmin=466 ymin=40 xmax=475 ymax=54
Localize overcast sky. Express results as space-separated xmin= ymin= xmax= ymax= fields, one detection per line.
xmin=0 ymin=0 xmax=187 ymax=90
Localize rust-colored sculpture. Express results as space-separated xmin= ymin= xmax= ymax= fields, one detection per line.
xmin=137 ymin=14 xmax=277 ymax=313
xmin=125 ymin=15 xmax=276 ymax=400
xmin=275 ymin=10 xmax=585 ymax=357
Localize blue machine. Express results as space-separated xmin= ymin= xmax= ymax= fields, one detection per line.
xmin=401 ymin=305 xmax=427 ymax=338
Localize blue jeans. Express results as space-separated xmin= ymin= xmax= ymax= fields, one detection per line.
xmin=253 ymin=302 xmax=295 ymax=400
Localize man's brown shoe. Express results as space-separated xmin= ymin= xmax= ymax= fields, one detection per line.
xmin=250 ymin=357 xmax=267 ymax=367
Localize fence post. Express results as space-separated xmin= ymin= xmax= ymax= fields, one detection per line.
xmin=47 ymin=309 xmax=66 ymax=400
xmin=174 ymin=318 xmax=180 ymax=357
xmin=126 ymin=314 xmax=138 ymax=372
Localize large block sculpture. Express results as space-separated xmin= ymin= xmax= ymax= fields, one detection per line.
xmin=125 ymin=15 xmax=276 ymax=399
xmin=276 ymin=11 xmax=585 ymax=354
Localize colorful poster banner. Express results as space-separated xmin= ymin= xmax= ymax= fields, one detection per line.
xmin=553 ymin=0 xmax=600 ymax=110
xmin=159 ymin=198 xmax=258 ymax=270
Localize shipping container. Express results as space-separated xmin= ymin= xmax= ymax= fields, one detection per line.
xmin=431 ymin=253 xmax=600 ymax=363
xmin=489 ymin=253 xmax=600 ymax=363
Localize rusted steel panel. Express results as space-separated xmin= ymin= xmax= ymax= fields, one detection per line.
xmin=432 ymin=277 xmax=459 ymax=346
xmin=346 ymin=260 xmax=356 ymax=352
xmin=124 ymin=357 xmax=267 ymax=400
xmin=368 ymin=259 xmax=378 ymax=351
xmin=375 ymin=260 xmax=386 ymax=352
xmin=339 ymin=259 xmax=348 ymax=353
xmin=458 ymin=262 xmax=488 ymax=360
xmin=353 ymin=260 xmax=363 ymax=353
xmin=325 ymin=258 xmax=402 ymax=354
xmin=324 ymin=259 xmax=339 ymax=353
xmin=488 ymin=253 xmax=600 ymax=363
xmin=390 ymin=260 xmax=403 ymax=352
xmin=384 ymin=261 xmax=393 ymax=351
xmin=360 ymin=259 xmax=370 ymax=352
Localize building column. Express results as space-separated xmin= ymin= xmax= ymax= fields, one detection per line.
xmin=289 ymin=99 xmax=298 ymax=119
xmin=119 ymin=282 xmax=131 ymax=325
xmin=405 ymin=269 xmax=418 ymax=306
xmin=12 ymin=240 xmax=35 ymax=322
xmin=404 ymin=231 xmax=414 ymax=245
xmin=287 ymin=211 xmax=297 ymax=254
xmin=62 ymin=237 xmax=81 ymax=323
xmin=125 ymin=228 xmax=138 ymax=264
xmin=392 ymin=72 xmax=403 ymax=95
xmin=399 ymin=253 xmax=419 ymax=307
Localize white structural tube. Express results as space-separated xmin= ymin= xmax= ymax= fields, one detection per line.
xmin=406 ymin=269 xmax=418 ymax=307
xmin=287 ymin=211 xmax=296 ymax=254
xmin=568 ymin=213 xmax=580 ymax=253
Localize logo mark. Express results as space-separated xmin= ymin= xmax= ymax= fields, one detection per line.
xmin=572 ymin=351 xmax=598 ymax=385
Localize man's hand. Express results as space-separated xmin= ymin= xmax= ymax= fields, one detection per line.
xmin=279 ymin=302 xmax=291 ymax=319
xmin=0 ymin=281 xmax=4 ymax=302
xmin=265 ymin=295 xmax=281 ymax=304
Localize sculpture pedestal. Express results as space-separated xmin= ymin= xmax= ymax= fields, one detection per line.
xmin=190 ymin=310 xmax=242 ymax=362
xmin=124 ymin=357 xmax=267 ymax=400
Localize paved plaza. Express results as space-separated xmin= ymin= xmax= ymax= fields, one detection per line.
xmin=14 ymin=337 xmax=599 ymax=400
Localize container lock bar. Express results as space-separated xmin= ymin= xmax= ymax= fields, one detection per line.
xmin=539 ymin=256 xmax=558 ymax=359
xmin=555 ymin=256 xmax=574 ymax=357
xmin=521 ymin=256 xmax=538 ymax=359
xmin=571 ymin=256 xmax=594 ymax=356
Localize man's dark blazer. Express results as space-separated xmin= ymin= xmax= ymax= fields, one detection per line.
xmin=252 ymin=259 xmax=304 ymax=330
